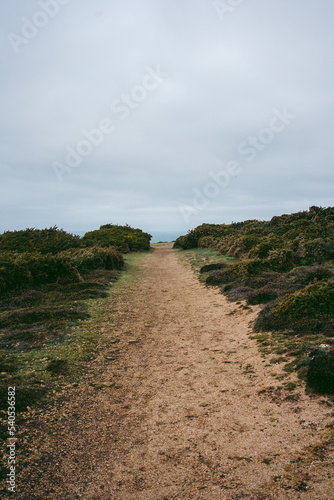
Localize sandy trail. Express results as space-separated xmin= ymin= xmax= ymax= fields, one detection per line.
xmin=19 ymin=244 xmax=334 ymax=499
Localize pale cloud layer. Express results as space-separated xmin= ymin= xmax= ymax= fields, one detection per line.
xmin=1 ymin=0 xmax=333 ymax=235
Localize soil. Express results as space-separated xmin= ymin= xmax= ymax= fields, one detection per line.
xmin=10 ymin=244 xmax=334 ymax=499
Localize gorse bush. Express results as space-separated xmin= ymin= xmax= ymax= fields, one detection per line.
xmin=0 ymin=252 xmax=79 ymax=295
xmin=175 ymin=207 xmax=334 ymax=396
xmin=272 ymin=279 xmax=334 ymax=319
xmin=82 ymin=224 xmax=151 ymax=252
xmin=0 ymin=227 xmax=81 ymax=254
xmin=0 ymin=226 xmax=144 ymax=298
xmin=174 ymin=224 xmax=224 ymax=249
xmin=177 ymin=207 xmax=334 ymax=340
xmin=285 ymin=266 xmax=333 ymax=288
xmin=60 ymin=247 xmax=124 ymax=273
xmin=0 ymin=247 xmax=124 ymax=297
xmin=174 ymin=206 xmax=334 ymax=268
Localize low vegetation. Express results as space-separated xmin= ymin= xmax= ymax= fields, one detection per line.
xmin=174 ymin=206 xmax=334 ymax=395
xmin=82 ymin=224 xmax=151 ymax=252
xmin=0 ymin=224 xmax=151 ymax=478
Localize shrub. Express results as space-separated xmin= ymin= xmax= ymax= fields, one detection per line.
xmin=267 ymin=248 xmax=295 ymax=271
xmin=245 ymin=272 xmax=281 ymax=289
xmin=173 ymin=224 xmax=226 ymax=249
xmin=272 ymin=279 xmax=334 ymax=319
xmin=227 ymin=286 xmax=253 ymax=301
xmin=200 ymin=263 xmax=227 ymax=273
xmin=286 ymin=265 xmax=333 ymax=288
xmin=231 ymin=259 xmax=272 ymax=277
xmin=0 ymin=252 xmax=80 ymax=296
xmin=254 ymin=302 xmax=334 ymax=335
xmin=83 ymin=225 xmax=151 ymax=252
xmin=0 ymin=246 xmax=124 ymax=298
xmin=206 ymin=268 xmax=239 ymax=286
xmin=205 ymin=260 xmax=274 ymax=286
xmin=302 ymin=238 xmax=334 ymax=264
xmin=173 ymin=229 xmax=198 ymax=249
xmin=307 ymin=350 xmax=334 ymax=394
xmin=0 ymin=227 xmax=81 ymax=254
xmin=173 ymin=236 xmax=186 ymax=249
xmin=249 ymin=235 xmax=281 ymax=259
xmin=197 ymin=236 xmax=220 ymax=249
xmin=247 ymin=286 xmax=280 ymax=305
xmin=60 ymin=247 xmax=124 ymax=273
xmin=176 ymin=207 xmax=334 ymax=343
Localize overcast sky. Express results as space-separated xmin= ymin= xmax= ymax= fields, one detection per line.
xmin=1 ymin=0 xmax=334 ymax=236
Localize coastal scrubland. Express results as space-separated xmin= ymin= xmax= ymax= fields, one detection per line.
xmin=174 ymin=206 xmax=334 ymax=395
xmin=0 ymin=224 xmax=151 ymax=481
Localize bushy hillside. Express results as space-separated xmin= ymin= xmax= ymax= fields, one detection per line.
xmin=174 ymin=206 xmax=334 ymax=266
xmin=175 ymin=206 xmax=334 ymax=394
xmin=0 ymin=223 xmax=148 ymax=428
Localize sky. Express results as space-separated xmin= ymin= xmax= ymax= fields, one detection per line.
xmin=1 ymin=0 xmax=334 ymax=237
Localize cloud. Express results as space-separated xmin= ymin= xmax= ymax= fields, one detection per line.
xmin=1 ymin=0 xmax=334 ymax=234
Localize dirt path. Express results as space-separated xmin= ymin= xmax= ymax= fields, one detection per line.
xmin=19 ymin=244 xmax=334 ymax=499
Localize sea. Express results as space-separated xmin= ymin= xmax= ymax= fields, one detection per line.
xmin=150 ymin=231 xmax=184 ymax=243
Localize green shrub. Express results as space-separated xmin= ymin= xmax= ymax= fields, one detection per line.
xmin=0 ymin=247 xmax=124 ymax=297
xmin=200 ymin=263 xmax=227 ymax=273
xmin=205 ymin=259 xmax=273 ymax=286
xmin=0 ymin=252 xmax=80 ymax=295
xmin=249 ymin=235 xmax=281 ymax=259
xmin=245 ymin=272 xmax=281 ymax=289
xmin=0 ymin=227 xmax=81 ymax=254
xmin=272 ymin=279 xmax=334 ymax=318
xmin=247 ymin=286 xmax=280 ymax=305
xmin=173 ymin=224 xmax=226 ymax=249
xmin=255 ymin=306 xmax=334 ymax=335
xmin=231 ymin=258 xmax=272 ymax=277
xmin=303 ymin=238 xmax=334 ymax=264
xmin=83 ymin=224 xmax=151 ymax=252
xmin=307 ymin=350 xmax=334 ymax=394
xmin=60 ymin=246 xmax=124 ymax=273
xmin=267 ymin=248 xmax=295 ymax=271
xmin=173 ymin=235 xmax=186 ymax=249
xmin=205 ymin=268 xmax=239 ymax=285
xmin=197 ymin=236 xmax=220 ymax=249
xmin=286 ymin=265 xmax=333 ymax=288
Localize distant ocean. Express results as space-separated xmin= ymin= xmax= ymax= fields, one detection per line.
xmin=150 ymin=231 xmax=184 ymax=243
